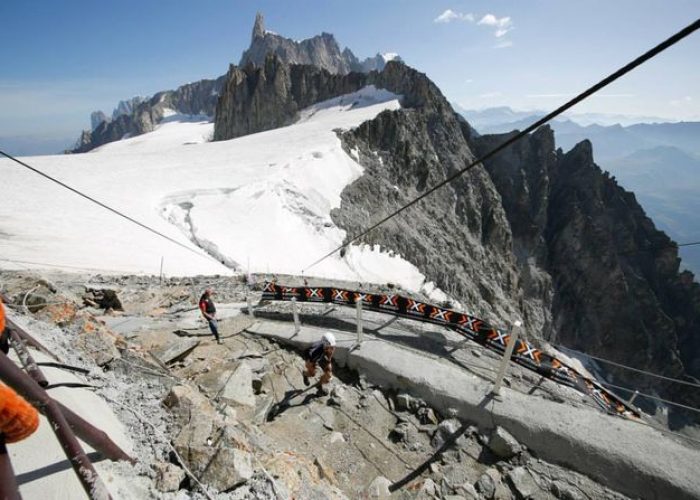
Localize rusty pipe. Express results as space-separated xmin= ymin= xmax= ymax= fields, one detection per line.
xmin=0 ymin=351 xmax=134 ymax=463
xmin=9 ymin=330 xmax=48 ymax=387
xmin=6 ymin=319 xmax=59 ymax=362
xmin=0 ymin=352 xmax=113 ymax=499
xmin=0 ymin=435 xmax=22 ymax=500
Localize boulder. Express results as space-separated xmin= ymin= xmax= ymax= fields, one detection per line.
xmin=455 ymin=483 xmax=480 ymax=499
xmin=507 ymin=467 xmax=540 ymax=500
xmin=220 ymin=361 xmax=256 ymax=407
xmin=419 ymin=478 xmax=437 ymax=497
xmin=550 ymin=481 xmax=584 ymax=500
xmin=253 ymin=393 xmax=275 ymax=424
xmin=152 ymin=338 xmax=200 ymax=365
xmin=174 ymin=420 xmax=252 ymax=492
xmin=488 ymin=426 xmax=522 ymax=459
xmin=200 ymin=442 xmax=253 ymax=491
xmin=417 ymin=406 xmax=439 ymax=425
xmin=154 ymin=462 xmax=185 ymax=492
xmin=365 ymin=476 xmax=392 ymax=499
xmin=431 ymin=418 xmax=466 ymax=449
xmin=476 ymin=471 xmax=497 ymax=499
xmin=395 ymin=392 xmax=414 ymax=411
xmin=74 ymin=318 xmax=120 ymax=366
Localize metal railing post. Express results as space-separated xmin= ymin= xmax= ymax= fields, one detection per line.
xmin=491 ymin=320 xmax=522 ymax=397
xmin=628 ymin=390 xmax=640 ymax=406
xmin=292 ymin=297 xmax=300 ymax=333
xmin=246 ymin=295 xmax=255 ymax=318
xmin=356 ymin=298 xmax=364 ymax=344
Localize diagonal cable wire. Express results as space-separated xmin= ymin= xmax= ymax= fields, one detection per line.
xmin=0 ymin=149 xmax=228 ymax=269
xmin=552 ymin=342 xmax=700 ymax=389
xmin=304 ymin=18 xmax=700 ymax=272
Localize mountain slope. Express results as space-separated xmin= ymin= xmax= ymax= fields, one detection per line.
xmin=1 ymin=91 xmax=449 ymax=299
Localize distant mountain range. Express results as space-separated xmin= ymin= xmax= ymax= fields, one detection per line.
xmin=457 ymin=105 xmax=700 ymax=274
xmin=453 ymin=104 xmax=674 ymax=129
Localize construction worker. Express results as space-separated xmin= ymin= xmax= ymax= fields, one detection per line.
xmin=302 ymin=332 xmax=336 ymax=395
xmin=0 ymin=298 xmax=8 ymax=354
xmin=199 ymin=288 xmax=221 ymax=344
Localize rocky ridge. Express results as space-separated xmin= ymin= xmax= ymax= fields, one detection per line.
xmin=71 ymin=77 xmax=225 ymax=153
xmin=240 ymin=12 xmax=401 ymax=75
xmin=70 ymin=13 xmax=399 ymax=153
xmin=472 ymin=128 xmax=700 ymax=424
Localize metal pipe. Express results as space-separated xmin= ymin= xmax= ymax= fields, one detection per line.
xmin=9 ymin=330 xmax=48 ymax=387
xmin=292 ymin=297 xmax=300 ymax=333
xmin=6 ymin=319 xmax=59 ymax=361
xmin=4 ymin=321 xmax=133 ymax=464
xmin=491 ymin=320 xmax=522 ymax=397
xmin=356 ymin=299 xmax=364 ymax=344
xmin=0 ymin=352 xmax=111 ymax=499
xmin=56 ymin=401 xmax=135 ymax=464
xmin=0 ymin=435 xmax=22 ymax=500
xmin=0 ymin=351 xmax=133 ymax=463
xmin=628 ymin=390 xmax=640 ymax=406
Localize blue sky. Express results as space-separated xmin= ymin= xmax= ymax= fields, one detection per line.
xmin=1 ymin=0 xmax=698 ymax=146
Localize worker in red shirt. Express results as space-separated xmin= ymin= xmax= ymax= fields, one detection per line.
xmin=199 ymin=288 xmax=221 ymax=344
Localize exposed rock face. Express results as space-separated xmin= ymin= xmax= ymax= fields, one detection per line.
xmin=214 ymin=55 xmax=566 ymax=336
xmin=473 ymin=128 xmax=700 ymax=421
xmin=70 ymin=13 xmax=398 ymax=152
xmin=71 ymin=77 xmax=225 ymax=153
xmin=90 ymin=110 xmax=108 ymax=131
xmin=334 ymin=64 xmax=527 ymax=330
xmin=214 ymin=55 xmax=369 ymax=141
xmin=240 ymin=12 xmax=398 ymax=75
xmin=112 ymin=96 xmax=145 ymax=119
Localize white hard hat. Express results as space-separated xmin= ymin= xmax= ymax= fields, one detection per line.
xmin=322 ymin=332 xmax=336 ymax=347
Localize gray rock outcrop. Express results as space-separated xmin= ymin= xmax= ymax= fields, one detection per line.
xmin=487 ymin=426 xmax=522 ymax=459
xmin=240 ymin=12 xmax=399 ymax=75
xmin=90 ymin=110 xmax=108 ymax=131
xmin=327 ymin=58 xmax=700 ymax=425
xmin=473 ymin=126 xmax=700 ymax=423
xmin=71 ymin=76 xmax=225 ymax=153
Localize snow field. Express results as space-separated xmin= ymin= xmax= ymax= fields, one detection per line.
xmin=1 ymin=86 xmax=448 ymax=298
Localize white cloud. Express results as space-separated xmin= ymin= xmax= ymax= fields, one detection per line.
xmin=479 ymin=91 xmax=502 ymax=99
xmin=435 ymin=10 xmax=514 ymax=48
xmin=478 ymin=14 xmax=513 ymax=37
xmin=434 ymin=9 xmax=474 ymax=23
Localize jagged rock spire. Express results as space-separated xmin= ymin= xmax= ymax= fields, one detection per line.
xmin=252 ymin=12 xmax=265 ymax=42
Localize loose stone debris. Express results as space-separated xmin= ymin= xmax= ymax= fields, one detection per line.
xmin=0 ymin=271 xmax=647 ymax=498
